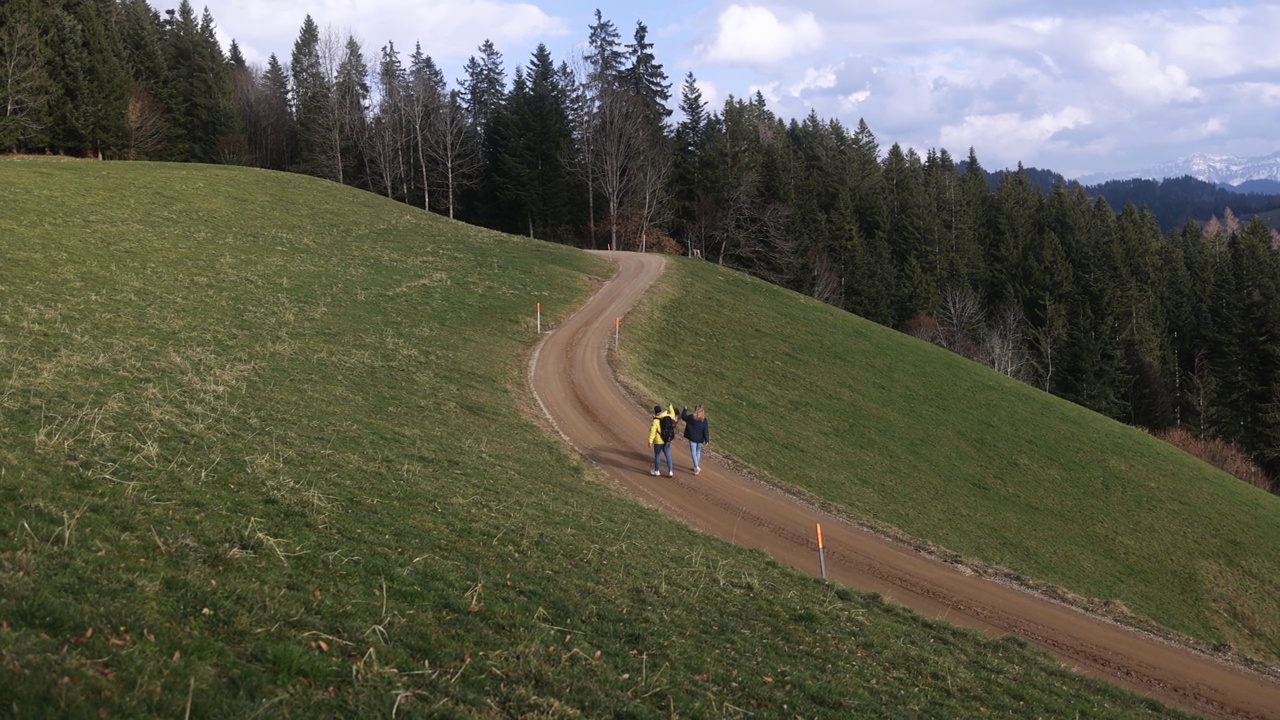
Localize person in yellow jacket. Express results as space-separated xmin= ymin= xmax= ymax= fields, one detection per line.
xmin=648 ymin=404 xmax=677 ymax=477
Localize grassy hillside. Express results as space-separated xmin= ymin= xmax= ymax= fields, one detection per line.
xmin=621 ymin=258 xmax=1280 ymax=664
xmin=0 ymin=159 xmax=1192 ymax=718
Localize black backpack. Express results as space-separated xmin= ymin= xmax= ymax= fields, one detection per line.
xmin=659 ymin=414 xmax=676 ymax=443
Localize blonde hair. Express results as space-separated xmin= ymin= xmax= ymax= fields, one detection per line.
xmin=693 ymin=404 xmax=705 ymax=422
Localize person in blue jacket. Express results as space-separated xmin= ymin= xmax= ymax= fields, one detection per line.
xmin=680 ymin=404 xmax=709 ymax=475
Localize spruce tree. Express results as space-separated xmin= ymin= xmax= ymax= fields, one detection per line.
xmin=1212 ymin=218 xmax=1280 ymax=455
xmin=44 ymin=7 xmax=91 ymax=153
xmin=623 ymin=21 xmax=670 ymax=121
xmin=162 ymin=1 xmax=237 ymax=162
xmin=259 ymin=54 xmax=294 ymax=170
xmin=290 ymin=15 xmax=327 ymax=176
xmin=583 ymin=9 xmax=624 ymax=94
xmin=332 ymin=35 xmax=370 ymax=184
xmin=491 ymin=44 xmax=579 ymax=241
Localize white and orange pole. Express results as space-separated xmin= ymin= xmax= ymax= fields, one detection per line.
xmin=536 ymin=303 xmax=542 ymax=335
xmin=816 ymin=523 xmax=827 ymax=580
xmin=614 ymin=317 xmax=620 ymax=350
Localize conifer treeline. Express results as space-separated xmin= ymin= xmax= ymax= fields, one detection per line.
xmin=5 ymin=2 xmax=1280 ymax=486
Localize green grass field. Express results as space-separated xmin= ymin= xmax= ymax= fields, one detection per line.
xmin=621 ymin=258 xmax=1280 ymax=665
xmin=0 ymin=158 xmax=1194 ymax=718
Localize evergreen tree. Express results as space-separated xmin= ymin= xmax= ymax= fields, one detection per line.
xmin=1212 ymin=218 xmax=1280 ymax=456
xmin=44 ymin=7 xmax=91 ymax=153
xmin=491 ymin=44 xmax=580 ymax=241
xmin=623 ymin=21 xmax=670 ymax=121
xmin=258 ymin=54 xmax=294 ymax=170
xmin=458 ymin=39 xmax=505 ymax=221
xmin=986 ymin=165 xmax=1040 ymax=312
xmin=75 ymin=0 xmax=128 ymax=157
xmin=583 ymin=8 xmax=624 ymax=93
xmin=290 ymin=15 xmax=327 ymax=176
xmin=119 ymin=0 xmax=167 ymax=91
xmin=459 ymin=39 xmax=504 ymax=134
xmin=331 ymin=34 xmax=370 ymax=184
xmin=671 ymin=72 xmax=708 ymax=254
xmin=162 ymin=1 xmax=237 ymax=162
xmin=846 ymin=118 xmax=888 ymax=260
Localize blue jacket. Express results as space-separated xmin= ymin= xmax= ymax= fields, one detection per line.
xmin=681 ymin=411 xmax=709 ymax=443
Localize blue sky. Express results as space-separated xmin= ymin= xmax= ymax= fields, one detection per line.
xmin=203 ymin=0 xmax=1280 ymax=179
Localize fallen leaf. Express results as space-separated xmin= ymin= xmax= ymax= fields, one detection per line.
xmin=318 ymin=640 xmax=329 ymax=653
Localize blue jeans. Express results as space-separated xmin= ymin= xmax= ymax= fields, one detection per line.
xmin=689 ymin=442 xmax=703 ymax=469
xmin=653 ymin=442 xmax=673 ymax=473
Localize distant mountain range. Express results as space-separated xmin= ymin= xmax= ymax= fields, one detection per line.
xmin=1078 ymin=150 xmax=1280 ymax=191
xmin=956 ymin=161 xmax=1280 ymax=233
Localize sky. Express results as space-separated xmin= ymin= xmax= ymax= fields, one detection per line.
xmin=200 ymin=0 xmax=1280 ymax=179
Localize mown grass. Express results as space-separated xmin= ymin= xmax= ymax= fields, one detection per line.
xmin=0 ymin=158 xmax=1191 ymax=718
xmin=621 ymin=257 xmax=1280 ymax=666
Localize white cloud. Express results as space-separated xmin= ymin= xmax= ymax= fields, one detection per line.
xmin=749 ymin=81 xmax=781 ymax=105
xmin=1088 ymin=38 xmax=1202 ymax=104
xmin=1169 ymin=115 xmax=1227 ymax=142
xmin=699 ymin=4 xmax=824 ymax=65
xmin=789 ymin=65 xmax=840 ymax=97
xmin=1232 ymin=82 xmax=1280 ymax=107
xmin=695 ymin=78 xmax=722 ymax=110
xmin=939 ymin=106 xmax=1092 ymax=168
xmin=207 ymin=0 xmax=565 ymax=66
xmin=842 ymin=86 xmax=871 ymax=108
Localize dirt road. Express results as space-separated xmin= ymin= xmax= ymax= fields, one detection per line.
xmin=528 ymin=251 xmax=1280 ymax=719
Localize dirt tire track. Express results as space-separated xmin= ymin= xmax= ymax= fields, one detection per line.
xmin=529 ymin=251 xmax=1280 ymax=719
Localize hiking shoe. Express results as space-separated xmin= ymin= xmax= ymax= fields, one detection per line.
xmin=694 ymin=466 xmax=700 ymax=475
xmin=667 ymin=471 xmax=674 ymax=477
xmin=650 ymin=469 xmax=660 ymax=476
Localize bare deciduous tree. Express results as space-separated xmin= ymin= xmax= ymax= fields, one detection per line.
xmin=939 ymin=285 xmax=986 ymax=359
xmin=125 ymin=82 xmax=167 ymax=159
xmin=713 ymin=173 xmax=791 ymax=279
xmin=633 ymin=133 xmax=672 ymax=250
xmin=424 ymin=90 xmax=481 ymax=219
xmin=0 ymin=18 xmax=49 ymax=150
xmin=366 ymin=50 xmax=407 ymax=199
xmin=593 ymin=88 xmax=648 ymax=250
xmin=403 ymin=70 xmax=440 ymax=210
xmin=985 ymin=304 xmax=1033 ymax=382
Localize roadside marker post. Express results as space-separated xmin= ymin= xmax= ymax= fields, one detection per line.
xmin=609 ymin=242 xmax=613 ymax=261
xmin=537 ymin=303 xmax=541 ymax=335
xmin=816 ymin=523 xmax=827 ymax=580
xmin=615 ymin=317 xmax=620 ymax=351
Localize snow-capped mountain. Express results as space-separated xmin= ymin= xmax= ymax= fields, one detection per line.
xmin=1078 ymin=150 xmax=1280 ymax=187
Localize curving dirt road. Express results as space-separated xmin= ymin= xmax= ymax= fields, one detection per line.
xmin=529 ymin=251 xmax=1280 ymax=719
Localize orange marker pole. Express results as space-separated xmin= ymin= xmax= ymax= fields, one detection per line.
xmin=816 ymin=523 xmax=827 ymax=579
xmin=537 ymin=303 xmax=542 ymax=335
xmin=615 ymin=317 xmax=620 ymax=351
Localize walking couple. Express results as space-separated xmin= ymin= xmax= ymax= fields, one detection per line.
xmin=647 ymin=403 xmax=710 ymax=477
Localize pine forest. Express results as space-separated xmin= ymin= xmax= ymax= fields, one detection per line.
xmin=4 ymin=0 xmax=1280 ymax=493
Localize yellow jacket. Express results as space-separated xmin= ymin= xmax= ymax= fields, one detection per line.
xmin=648 ymin=406 xmax=677 ymax=445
